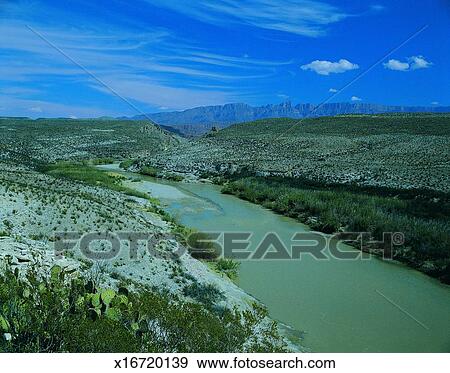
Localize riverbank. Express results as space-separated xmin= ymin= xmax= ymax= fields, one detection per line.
xmin=222 ymin=177 xmax=450 ymax=284
xmin=0 ymin=160 xmax=288 ymax=352
xmin=109 ymin=168 xmax=450 ymax=352
xmin=129 ymin=157 xmax=450 ymax=285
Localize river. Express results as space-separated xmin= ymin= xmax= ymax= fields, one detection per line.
xmin=100 ymin=165 xmax=450 ymax=352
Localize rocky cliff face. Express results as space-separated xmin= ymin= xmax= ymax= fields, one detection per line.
xmin=131 ymin=102 xmax=450 ymax=128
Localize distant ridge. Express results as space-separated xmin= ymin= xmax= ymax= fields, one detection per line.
xmin=127 ymin=102 xmax=450 ymax=131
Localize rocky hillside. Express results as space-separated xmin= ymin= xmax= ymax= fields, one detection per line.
xmin=145 ymin=113 xmax=450 ymax=193
xmin=0 ymin=160 xmax=290 ymax=352
xmin=0 ymin=113 xmax=248 ymax=308
xmin=0 ymin=117 xmax=276 ymax=327
xmin=0 ymin=160 xmax=261 ymax=307
xmin=0 ymin=118 xmax=182 ymax=164
xmin=130 ymin=102 xmax=450 ymax=135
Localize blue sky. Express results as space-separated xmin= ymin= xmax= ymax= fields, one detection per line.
xmin=0 ymin=0 xmax=449 ymax=118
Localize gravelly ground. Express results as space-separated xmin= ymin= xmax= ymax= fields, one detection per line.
xmin=0 ymin=161 xmax=253 ymax=309
xmin=146 ymin=115 xmax=450 ymax=192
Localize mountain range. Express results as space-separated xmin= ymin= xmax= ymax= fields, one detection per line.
xmin=125 ymin=102 xmax=450 ymax=136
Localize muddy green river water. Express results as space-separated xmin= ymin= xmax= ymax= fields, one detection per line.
xmin=101 ymin=165 xmax=450 ymax=352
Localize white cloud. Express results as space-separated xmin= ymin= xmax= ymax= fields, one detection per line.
xmin=383 ymin=56 xmax=432 ymax=71
xmin=383 ymin=59 xmax=410 ymax=71
xmin=277 ymin=93 xmax=290 ymax=99
xmin=351 ymin=96 xmax=362 ymax=101
xmin=370 ymin=5 xmax=385 ymax=11
xmin=146 ymin=0 xmax=350 ymax=37
xmin=0 ymin=94 xmax=117 ymax=118
xmin=409 ymin=55 xmax=432 ymax=70
xmin=300 ymin=59 xmax=359 ymax=75
xmin=0 ymin=24 xmax=277 ymax=82
xmin=329 ymin=88 xmax=338 ymax=93
xmin=0 ymin=87 xmax=42 ymax=95
xmin=0 ymin=22 xmax=286 ymax=111
xmin=91 ymin=75 xmax=237 ymax=110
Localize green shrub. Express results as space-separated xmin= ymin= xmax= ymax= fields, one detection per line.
xmin=91 ymin=158 xmax=114 ymax=165
xmin=119 ymin=159 xmax=136 ymax=169
xmin=2 ymin=220 xmax=13 ymax=230
xmin=165 ymin=173 xmax=184 ymax=182
xmin=222 ymin=177 xmax=450 ymax=282
xmin=0 ymin=263 xmax=285 ymax=352
xmin=182 ymin=281 xmax=225 ymax=307
xmin=215 ymin=258 xmax=240 ymax=279
xmin=172 ymin=226 xmax=220 ymax=260
xmin=140 ymin=166 xmax=158 ymax=177
xmin=41 ymin=162 xmax=149 ymax=200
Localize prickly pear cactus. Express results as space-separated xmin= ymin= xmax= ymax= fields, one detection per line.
xmin=91 ymin=293 xmax=101 ymax=308
xmin=100 ymin=289 xmax=116 ymax=306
